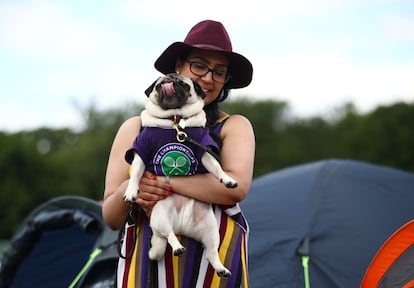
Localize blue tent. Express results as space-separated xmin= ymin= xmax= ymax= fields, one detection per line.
xmin=240 ymin=159 xmax=414 ymax=288
xmin=0 ymin=196 xmax=118 ymax=288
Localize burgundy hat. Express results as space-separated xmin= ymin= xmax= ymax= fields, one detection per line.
xmin=154 ymin=20 xmax=253 ymax=89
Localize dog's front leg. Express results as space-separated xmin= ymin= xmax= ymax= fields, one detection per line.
xmin=201 ymin=153 xmax=238 ymax=189
xmin=124 ymin=153 xmax=146 ymax=203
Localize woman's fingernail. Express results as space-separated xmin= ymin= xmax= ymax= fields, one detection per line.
xmin=167 ymin=185 xmax=173 ymax=191
xmin=150 ymin=174 xmax=156 ymax=180
xmin=168 ymin=191 xmax=173 ymax=196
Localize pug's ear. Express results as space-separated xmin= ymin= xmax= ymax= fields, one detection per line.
xmin=144 ymin=77 xmax=161 ymax=97
xmin=191 ymin=80 xmax=206 ymax=99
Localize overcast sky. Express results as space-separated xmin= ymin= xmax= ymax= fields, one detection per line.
xmin=1 ymin=0 xmax=413 ymax=132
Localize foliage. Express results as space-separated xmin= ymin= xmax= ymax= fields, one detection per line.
xmin=1 ymin=99 xmax=413 ymax=238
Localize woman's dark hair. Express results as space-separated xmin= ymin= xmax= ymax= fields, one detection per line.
xmin=204 ymin=88 xmax=230 ymax=127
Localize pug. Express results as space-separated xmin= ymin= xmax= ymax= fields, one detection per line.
xmin=123 ymin=73 xmax=236 ymax=277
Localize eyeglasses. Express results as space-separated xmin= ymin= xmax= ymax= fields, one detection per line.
xmin=185 ymin=59 xmax=231 ymax=84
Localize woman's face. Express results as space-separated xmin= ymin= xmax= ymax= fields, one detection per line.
xmin=175 ymin=49 xmax=229 ymax=105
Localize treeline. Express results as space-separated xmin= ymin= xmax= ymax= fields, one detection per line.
xmin=1 ymin=99 xmax=413 ymax=238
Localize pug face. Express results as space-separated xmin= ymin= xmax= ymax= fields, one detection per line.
xmin=150 ymin=73 xmax=205 ymax=110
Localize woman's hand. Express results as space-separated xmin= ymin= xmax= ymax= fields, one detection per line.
xmin=137 ymin=171 xmax=173 ymax=216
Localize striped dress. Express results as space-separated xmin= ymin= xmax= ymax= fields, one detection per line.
xmin=117 ymin=115 xmax=250 ymax=288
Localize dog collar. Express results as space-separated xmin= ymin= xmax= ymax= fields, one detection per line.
xmin=170 ymin=115 xmax=183 ymax=124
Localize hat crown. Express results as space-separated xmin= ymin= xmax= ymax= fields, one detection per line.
xmin=184 ymin=20 xmax=233 ymax=52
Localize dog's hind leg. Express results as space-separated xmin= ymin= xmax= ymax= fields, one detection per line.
xmin=149 ymin=233 xmax=168 ymax=260
xmin=149 ymin=230 xmax=185 ymax=259
xmin=201 ymin=153 xmax=238 ymax=189
xmin=150 ymin=201 xmax=185 ymax=258
xmin=198 ymin=214 xmax=231 ymax=277
xmin=167 ymin=233 xmax=186 ymax=256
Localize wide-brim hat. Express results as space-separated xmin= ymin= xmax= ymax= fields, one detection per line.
xmin=154 ymin=20 xmax=253 ymax=89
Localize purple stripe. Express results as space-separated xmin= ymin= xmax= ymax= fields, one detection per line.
xmin=239 ymin=213 xmax=248 ymax=231
xmin=228 ymin=229 xmax=243 ymax=288
xmin=182 ymin=239 xmax=197 ymax=288
xmin=140 ymin=223 xmax=151 ymax=287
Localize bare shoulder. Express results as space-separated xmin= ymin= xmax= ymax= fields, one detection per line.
xmin=110 ymin=116 xmax=142 ymax=151
xmin=115 ymin=116 xmax=142 ymax=139
xmin=119 ymin=115 xmax=142 ymax=132
xmin=222 ymin=114 xmax=254 ymax=136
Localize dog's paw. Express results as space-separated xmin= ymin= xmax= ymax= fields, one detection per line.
xmin=219 ymin=174 xmax=238 ymax=189
xmin=217 ymin=268 xmax=232 ymax=278
xmin=123 ymin=192 xmax=137 ymax=203
xmin=220 ymin=178 xmax=238 ymax=189
xmin=225 ymin=181 xmax=238 ymax=189
xmin=124 ymin=186 xmax=138 ymax=203
xmin=173 ymin=247 xmax=186 ymax=257
xmin=123 ymin=194 xmax=136 ymax=203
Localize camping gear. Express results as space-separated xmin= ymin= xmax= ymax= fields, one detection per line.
xmin=361 ymin=219 xmax=414 ymax=287
xmin=240 ymin=159 xmax=414 ymax=288
xmin=0 ymin=196 xmax=118 ymax=288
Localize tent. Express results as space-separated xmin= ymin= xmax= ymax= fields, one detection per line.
xmin=361 ymin=219 xmax=414 ymax=287
xmin=240 ymin=159 xmax=414 ymax=288
xmin=0 ymin=196 xmax=118 ymax=288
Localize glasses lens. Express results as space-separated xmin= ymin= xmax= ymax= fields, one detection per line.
xmin=190 ymin=62 xmax=208 ymax=77
xmin=212 ymin=70 xmax=227 ymax=83
xmin=189 ymin=61 xmax=229 ymax=84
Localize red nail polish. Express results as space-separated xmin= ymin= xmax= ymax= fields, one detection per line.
xmin=167 ymin=185 xmax=173 ymax=190
xmin=150 ymin=174 xmax=156 ymax=180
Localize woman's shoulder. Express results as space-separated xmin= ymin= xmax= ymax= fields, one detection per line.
xmin=115 ymin=116 xmax=142 ymax=141
xmin=220 ymin=113 xmax=254 ymax=137
xmin=120 ymin=115 xmax=141 ymax=130
xmin=223 ymin=113 xmax=252 ymax=128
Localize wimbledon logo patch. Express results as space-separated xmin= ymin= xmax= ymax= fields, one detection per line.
xmin=153 ymin=143 xmax=199 ymax=176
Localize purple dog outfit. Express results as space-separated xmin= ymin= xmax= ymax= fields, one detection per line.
xmin=125 ymin=126 xmax=219 ymax=176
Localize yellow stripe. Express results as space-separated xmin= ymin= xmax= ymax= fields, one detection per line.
xmin=241 ymin=235 xmax=249 ymax=287
xmin=211 ymin=216 xmax=235 ymax=287
xmin=127 ymin=228 xmax=139 ymax=287
xmin=173 ymin=242 xmax=180 ymax=288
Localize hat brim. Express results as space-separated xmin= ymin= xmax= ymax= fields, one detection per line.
xmin=154 ymin=42 xmax=253 ymax=89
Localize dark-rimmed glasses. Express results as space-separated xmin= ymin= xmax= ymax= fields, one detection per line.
xmin=185 ymin=59 xmax=231 ymax=84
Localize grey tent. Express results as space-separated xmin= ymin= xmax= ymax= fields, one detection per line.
xmin=240 ymin=159 xmax=414 ymax=288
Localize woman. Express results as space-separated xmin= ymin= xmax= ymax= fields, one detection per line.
xmin=102 ymin=19 xmax=255 ymax=288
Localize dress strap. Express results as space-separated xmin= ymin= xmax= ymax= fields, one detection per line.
xmin=216 ymin=113 xmax=230 ymax=124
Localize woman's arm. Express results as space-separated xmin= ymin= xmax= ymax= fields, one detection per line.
xmin=102 ymin=116 xmax=172 ymax=229
xmin=102 ymin=114 xmax=255 ymax=229
xmin=168 ymin=114 xmax=255 ymax=204
xmin=102 ymin=116 xmax=141 ymax=229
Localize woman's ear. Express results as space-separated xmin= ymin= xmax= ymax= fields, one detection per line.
xmin=175 ymin=59 xmax=184 ymax=74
